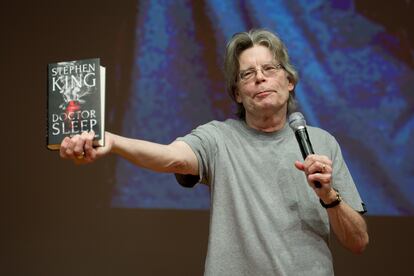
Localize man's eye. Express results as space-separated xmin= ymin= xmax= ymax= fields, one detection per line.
xmin=264 ymin=65 xmax=276 ymax=71
xmin=243 ymin=71 xmax=254 ymax=78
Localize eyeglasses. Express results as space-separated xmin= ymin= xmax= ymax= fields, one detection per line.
xmin=239 ymin=63 xmax=284 ymax=82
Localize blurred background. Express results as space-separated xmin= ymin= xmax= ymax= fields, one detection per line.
xmin=2 ymin=0 xmax=413 ymax=275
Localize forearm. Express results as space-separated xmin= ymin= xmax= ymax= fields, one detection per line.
xmin=327 ymin=201 xmax=369 ymax=254
xmin=108 ymin=132 xmax=191 ymax=174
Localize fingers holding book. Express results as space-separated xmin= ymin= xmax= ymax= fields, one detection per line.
xmin=60 ymin=130 xmax=96 ymax=163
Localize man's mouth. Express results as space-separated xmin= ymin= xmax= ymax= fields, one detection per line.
xmin=254 ymin=90 xmax=276 ymax=98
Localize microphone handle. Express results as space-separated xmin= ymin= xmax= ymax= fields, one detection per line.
xmin=294 ymin=128 xmax=322 ymax=188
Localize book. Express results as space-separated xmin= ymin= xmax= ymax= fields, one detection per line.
xmin=47 ymin=58 xmax=105 ymax=150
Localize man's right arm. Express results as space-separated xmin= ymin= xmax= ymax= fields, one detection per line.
xmin=111 ymin=132 xmax=198 ymax=175
xmin=60 ymin=131 xmax=199 ymax=176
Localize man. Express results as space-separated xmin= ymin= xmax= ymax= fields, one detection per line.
xmin=61 ymin=29 xmax=368 ymax=275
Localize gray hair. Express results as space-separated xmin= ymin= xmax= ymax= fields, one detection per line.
xmin=224 ymin=29 xmax=299 ymax=119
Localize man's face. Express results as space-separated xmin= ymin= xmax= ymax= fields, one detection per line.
xmin=236 ymin=45 xmax=294 ymax=117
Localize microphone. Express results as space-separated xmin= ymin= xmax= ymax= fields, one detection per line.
xmin=288 ymin=112 xmax=321 ymax=188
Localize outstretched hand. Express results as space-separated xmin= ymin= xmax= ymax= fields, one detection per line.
xmin=59 ymin=131 xmax=113 ymax=164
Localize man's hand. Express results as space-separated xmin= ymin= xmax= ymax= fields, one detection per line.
xmin=294 ymin=154 xmax=336 ymax=204
xmin=59 ymin=131 xmax=113 ymax=164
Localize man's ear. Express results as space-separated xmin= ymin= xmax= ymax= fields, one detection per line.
xmin=287 ymin=76 xmax=295 ymax=92
xmin=235 ymin=90 xmax=242 ymax=103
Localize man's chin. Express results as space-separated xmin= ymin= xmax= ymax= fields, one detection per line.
xmin=249 ymin=103 xmax=286 ymax=114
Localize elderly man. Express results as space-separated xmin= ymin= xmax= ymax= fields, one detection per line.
xmin=60 ymin=29 xmax=368 ymax=276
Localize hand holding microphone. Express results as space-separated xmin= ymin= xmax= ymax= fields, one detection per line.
xmin=288 ymin=112 xmax=332 ymax=189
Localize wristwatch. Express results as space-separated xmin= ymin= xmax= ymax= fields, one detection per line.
xmin=320 ymin=189 xmax=342 ymax=209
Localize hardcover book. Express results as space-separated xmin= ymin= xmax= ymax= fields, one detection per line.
xmin=47 ymin=58 xmax=105 ymax=150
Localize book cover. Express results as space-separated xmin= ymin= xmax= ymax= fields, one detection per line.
xmin=47 ymin=58 xmax=105 ymax=150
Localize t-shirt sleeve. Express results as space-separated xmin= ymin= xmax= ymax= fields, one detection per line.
xmin=329 ymin=134 xmax=367 ymax=214
xmin=174 ymin=122 xmax=218 ymax=187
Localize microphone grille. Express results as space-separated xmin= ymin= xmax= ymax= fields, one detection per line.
xmin=288 ymin=112 xmax=306 ymax=131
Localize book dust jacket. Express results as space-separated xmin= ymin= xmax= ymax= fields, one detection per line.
xmin=47 ymin=58 xmax=105 ymax=150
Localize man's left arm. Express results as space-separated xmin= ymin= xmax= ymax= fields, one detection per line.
xmin=295 ymin=154 xmax=369 ymax=254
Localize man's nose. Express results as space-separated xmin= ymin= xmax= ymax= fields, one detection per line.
xmin=255 ymin=68 xmax=266 ymax=82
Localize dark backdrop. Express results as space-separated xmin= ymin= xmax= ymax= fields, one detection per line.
xmin=1 ymin=1 xmax=412 ymax=275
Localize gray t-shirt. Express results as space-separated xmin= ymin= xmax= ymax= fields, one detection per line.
xmin=176 ymin=119 xmax=365 ymax=276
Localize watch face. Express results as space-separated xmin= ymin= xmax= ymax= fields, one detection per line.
xmin=334 ymin=189 xmax=342 ymax=202
xmin=335 ymin=189 xmax=342 ymax=202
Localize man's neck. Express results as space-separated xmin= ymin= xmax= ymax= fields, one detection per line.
xmin=245 ymin=110 xmax=287 ymax=133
